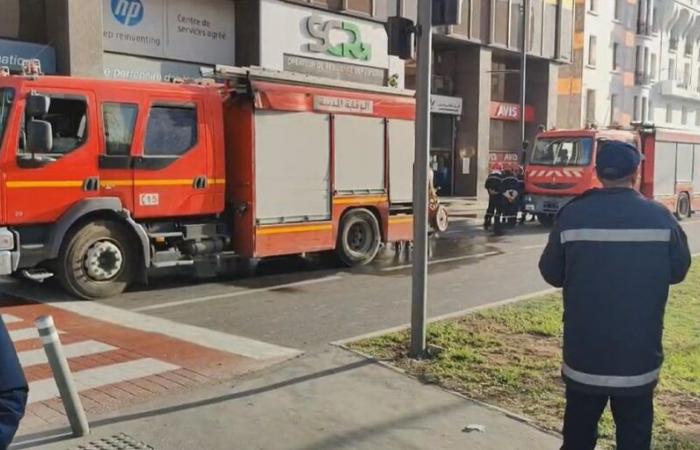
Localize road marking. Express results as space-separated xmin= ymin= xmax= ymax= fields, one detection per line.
xmin=333 ymin=288 xmax=559 ymax=345
xmin=9 ymin=327 xmax=64 ymax=342
xmin=132 ymin=275 xmax=343 ymax=312
xmin=519 ymin=244 xmax=546 ymax=250
xmin=45 ymin=301 xmax=298 ymax=361
xmin=1 ymin=314 xmax=22 ymax=324
xmin=18 ymin=340 xmax=117 ymax=367
xmin=28 ymin=358 xmax=180 ymax=404
xmin=380 ymin=251 xmax=500 ymax=272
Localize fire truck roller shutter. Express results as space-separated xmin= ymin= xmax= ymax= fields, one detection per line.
xmin=388 ymin=119 xmax=415 ymax=204
xmin=653 ymin=142 xmax=677 ymax=197
xmin=334 ymin=116 xmax=385 ymax=195
xmin=254 ymin=111 xmax=331 ymax=225
xmin=46 ymin=198 xmax=150 ymax=275
xmin=693 ymin=144 xmax=700 ymax=194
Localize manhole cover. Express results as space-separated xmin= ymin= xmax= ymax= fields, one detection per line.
xmin=71 ymin=433 xmax=154 ymax=450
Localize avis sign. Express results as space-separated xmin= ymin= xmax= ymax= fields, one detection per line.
xmin=305 ymin=16 xmax=372 ymax=61
xmin=489 ymin=101 xmax=536 ymax=122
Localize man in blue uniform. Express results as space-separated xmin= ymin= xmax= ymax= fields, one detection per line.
xmin=0 ymin=316 xmax=28 ymax=449
xmin=539 ymin=141 xmax=691 ymax=450
xmin=483 ymin=169 xmax=504 ymax=232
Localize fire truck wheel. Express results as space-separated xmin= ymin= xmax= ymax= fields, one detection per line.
xmin=676 ymin=193 xmax=691 ymax=221
xmin=57 ymin=221 xmax=136 ymax=300
xmin=336 ymin=209 xmax=381 ymax=267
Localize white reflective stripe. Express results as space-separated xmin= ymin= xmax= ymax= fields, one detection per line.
xmin=560 ymin=228 xmax=671 ymax=244
xmin=563 ymin=364 xmax=661 ymax=388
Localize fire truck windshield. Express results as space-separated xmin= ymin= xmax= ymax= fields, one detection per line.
xmin=0 ymin=88 xmax=14 ymax=148
xmin=530 ymin=137 xmax=594 ymax=167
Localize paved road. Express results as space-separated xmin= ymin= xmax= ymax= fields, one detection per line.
xmin=6 ymin=217 xmax=700 ymax=351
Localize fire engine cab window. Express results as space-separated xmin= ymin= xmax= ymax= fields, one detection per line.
xmin=20 ymin=97 xmax=88 ymax=157
xmin=103 ymin=103 xmax=137 ymax=156
xmin=144 ymin=106 xmax=197 ymax=156
xmin=531 ymin=138 xmax=594 ymax=166
xmin=0 ymin=88 xmax=13 ymax=148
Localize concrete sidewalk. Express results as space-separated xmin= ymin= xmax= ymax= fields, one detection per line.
xmin=15 ymin=347 xmax=561 ymax=450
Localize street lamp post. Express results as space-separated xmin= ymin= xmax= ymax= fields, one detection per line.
xmin=409 ymin=0 xmax=433 ymax=359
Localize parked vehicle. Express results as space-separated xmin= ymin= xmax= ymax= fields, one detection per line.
xmin=0 ymin=64 xmax=443 ymax=299
xmin=523 ymin=124 xmax=699 ymax=225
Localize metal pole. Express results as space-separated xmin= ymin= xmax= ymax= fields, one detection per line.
xmin=35 ymin=315 xmax=90 ymax=437
xmin=410 ymin=0 xmax=433 ymax=359
xmin=519 ymin=0 xmax=530 ymax=158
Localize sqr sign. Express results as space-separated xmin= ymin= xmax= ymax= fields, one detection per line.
xmin=305 ymin=16 xmax=372 ymax=61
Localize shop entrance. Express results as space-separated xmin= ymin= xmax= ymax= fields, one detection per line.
xmin=430 ymin=113 xmax=456 ymax=196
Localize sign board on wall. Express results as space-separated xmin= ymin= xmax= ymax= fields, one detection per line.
xmin=431 ymin=95 xmax=463 ymax=115
xmin=490 ymin=101 xmax=536 ymax=122
xmin=103 ymin=52 xmax=205 ymax=81
xmin=0 ymin=39 xmax=56 ymax=74
xmin=102 ymin=0 xmax=235 ymax=65
xmin=259 ymin=0 xmax=404 ymax=88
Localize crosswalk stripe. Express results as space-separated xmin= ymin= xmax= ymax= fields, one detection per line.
xmin=18 ymin=340 xmax=117 ymax=367
xmin=9 ymin=327 xmax=64 ymax=342
xmin=28 ymin=358 xmax=180 ymax=404
xmin=2 ymin=314 xmax=23 ymax=324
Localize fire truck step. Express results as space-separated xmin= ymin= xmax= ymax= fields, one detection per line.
xmin=20 ymin=268 xmax=54 ymax=282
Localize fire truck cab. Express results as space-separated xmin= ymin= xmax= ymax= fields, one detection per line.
xmin=0 ymin=65 xmax=430 ymax=299
xmin=523 ymin=125 xmax=700 ymax=224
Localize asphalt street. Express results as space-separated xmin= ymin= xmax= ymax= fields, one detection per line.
xmin=6 ymin=217 xmax=700 ymax=352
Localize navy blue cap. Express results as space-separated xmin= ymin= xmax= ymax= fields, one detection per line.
xmin=596 ymin=140 xmax=643 ymax=180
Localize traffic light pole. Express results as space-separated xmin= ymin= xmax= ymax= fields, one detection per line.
xmin=519 ymin=0 xmax=530 ymax=159
xmin=409 ymin=0 xmax=433 ymax=359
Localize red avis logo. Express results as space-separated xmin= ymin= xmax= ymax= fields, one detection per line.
xmin=495 ymin=104 xmax=520 ymax=120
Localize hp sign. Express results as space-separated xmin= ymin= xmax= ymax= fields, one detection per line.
xmin=111 ymin=0 xmax=144 ymax=26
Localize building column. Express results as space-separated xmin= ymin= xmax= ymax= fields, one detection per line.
xmin=45 ymin=0 xmax=104 ymax=76
xmin=454 ymin=45 xmax=492 ymax=199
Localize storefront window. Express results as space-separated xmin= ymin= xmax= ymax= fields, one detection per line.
xmin=0 ymin=88 xmax=14 ymax=148
xmin=494 ymin=0 xmax=509 ymax=45
xmin=531 ymin=138 xmax=594 ymax=166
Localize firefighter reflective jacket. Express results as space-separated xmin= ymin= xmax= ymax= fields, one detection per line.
xmin=0 ymin=317 xmax=28 ymax=448
xmin=539 ymin=188 xmax=691 ymax=395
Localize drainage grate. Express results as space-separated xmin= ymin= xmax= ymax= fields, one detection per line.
xmin=72 ymin=433 xmax=154 ymax=450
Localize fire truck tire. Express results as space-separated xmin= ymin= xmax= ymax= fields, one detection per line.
xmin=676 ymin=193 xmax=691 ymax=221
xmin=336 ymin=209 xmax=381 ymax=267
xmin=57 ymin=221 xmax=136 ymax=300
xmin=537 ymin=214 xmax=555 ymax=227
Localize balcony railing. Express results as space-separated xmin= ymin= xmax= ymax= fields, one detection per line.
xmin=635 ymin=72 xmax=652 ymax=85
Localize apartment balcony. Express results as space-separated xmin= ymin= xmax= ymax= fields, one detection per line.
xmin=635 ymin=72 xmax=652 ymax=86
xmin=659 ymin=79 xmax=700 ymax=101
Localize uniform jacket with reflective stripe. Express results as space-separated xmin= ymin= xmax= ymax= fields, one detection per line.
xmin=539 ymin=188 xmax=691 ymax=395
xmin=0 ymin=318 xmax=28 ymax=448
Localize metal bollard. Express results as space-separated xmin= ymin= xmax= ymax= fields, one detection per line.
xmin=35 ymin=315 xmax=90 ymax=437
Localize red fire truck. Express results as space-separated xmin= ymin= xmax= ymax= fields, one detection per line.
xmin=523 ymin=125 xmax=700 ymax=225
xmin=0 ymin=64 xmax=442 ymax=299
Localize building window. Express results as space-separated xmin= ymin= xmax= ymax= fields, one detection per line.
xmin=344 ymin=0 xmax=373 ymax=14
xmin=610 ymin=94 xmax=618 ymax=125
xmin=696 ymin=109 xmax=700 ymax=127
xmin=589 ymin=0 xmax=596 ymax=12
xmin=684 ymin=62 xmax=691 ymax=88
xmin=686 ymin=40 xmax=694 ymax=57
xmin=642 ymin=97 xmax=649 ymax=122
xmin=669 ymin=59 xmax=676 ymax=81
xmin=612 ymin=43 xmax=620 ymax=71
xmin=682 ymin=105 xmax=688 ymax=125
xmin=635 ymin=46 xmax=642 ymax=83
xmin=633 ymin=96 xmax=640 ymax=121
xmin=586 ymin=89 xmax=596 ymax=124
xmin=652 ymin=7 xmax=659 ymax=32
xmin=614 ymin=0 xmax=622 ymax=21
xmin=666 ymin=104 xmax=673 ymax=123
xmin=588 ymin=36 xmax=597 ymax=66
xmin=650 ymin=53 xmax=657 ymax=80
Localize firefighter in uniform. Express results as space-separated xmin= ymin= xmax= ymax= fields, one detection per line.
xmin=483 ymin=169 xmax=504 ymax=231
xmin=515 ymin=167 xmax=528 ymax=224
xmin=500 ymin=169 xmax=521 ymax=229
xmin=0 ymin=317 xmax=28 ymax=448
xmin=539 ymin=141 xmax=691 ymax=450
